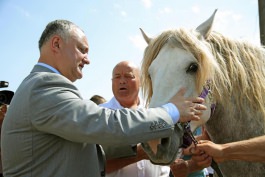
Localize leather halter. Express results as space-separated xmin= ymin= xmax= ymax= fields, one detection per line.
xmin=199 ymin=81 xmax=216 ymax=117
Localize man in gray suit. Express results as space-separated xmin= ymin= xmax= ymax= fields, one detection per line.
xmin=1 ymin=20 xmax=207 ymax=177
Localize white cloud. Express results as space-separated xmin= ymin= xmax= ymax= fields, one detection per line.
xmin=142 ymin=0 xmax=152 ymax=8
xmin=214 ymin=10 xmax=242 ymax=32
xmin=232 ymin=14 xmax=242 ymax=21
xmin=120 ymin=10 xmax=127 ymax=17
xmin=159 ymin=7 xmax=172 ymax=14
xmin=113 ymin=3 xmax=127 ymax=18
xmin=217 ymin=10 xmax=242 ymax=23
xmin=14 ymin=5 xmax=30 ymax=17
xmin=211 ymin=10 xmax=259 ymax=44
xmin=113 ymin=3 xmax=122 ymax=9
xmin=191 ymin=5 xmax=200 ymax=14
xmin=129 ymin=34 xmax=148 ymax=51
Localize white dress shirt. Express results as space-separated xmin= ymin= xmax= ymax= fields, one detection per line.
xmin=100 ymin=97 xmax=170 ymax=177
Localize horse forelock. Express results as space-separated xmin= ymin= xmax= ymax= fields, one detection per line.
xmin=207 ymin=31 xmax=265 ymax=117
xmin=141 ymin=28 xmax=217 ymax=107
xmin=141 ymin=31 xmax=171 ymax=107
xmin=176 ymin=28 xmax=217 ymax=93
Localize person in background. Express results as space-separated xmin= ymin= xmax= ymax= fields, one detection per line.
xmin=90 ymin=95 xmax=107 ymax=105
xmin=1 ymin=19 xmax=208 ymax=177
xmin=0 ymin=89 xmax=13 ymax=177
xmin=90 ymin=94 xmax=107 ymax=176
xmin=100 ymin=61 xmax=212 ymax=177
xmin=0 ymin=104 xmax=7 ymax=127
xmin=100 ymin=61 xmax=170 ymax=177
xmin=0 ymin=104 xmax=7 ymax=177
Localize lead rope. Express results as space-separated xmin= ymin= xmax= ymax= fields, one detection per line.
xmin=182 ymin=122 xmax=223 ymax=177
xmin=198 ymin=84 xmax=223 ymax=177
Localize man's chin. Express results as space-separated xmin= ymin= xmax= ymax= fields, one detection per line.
xmin=72 ymin=75 xmax=82 ymax=82
xmin=118 ymin=90 xmax=129 ymax=94
xmin=77 ymin=72 xmax=83 ymax=79
xmin=116 ymin=94 xmax=129 ymax=100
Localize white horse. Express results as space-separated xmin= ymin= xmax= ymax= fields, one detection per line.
xmin=140 ymin=10 xmax=265 ymax=177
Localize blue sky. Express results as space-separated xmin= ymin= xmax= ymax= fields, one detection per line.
xmin=0 ymin=0 xmax=260 ymax=101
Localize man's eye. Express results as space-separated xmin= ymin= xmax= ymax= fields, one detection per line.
xmin=79 ymin=48 xmax=86 ymax=54
xmin=125 ymin=75 xmax=135 ymax=79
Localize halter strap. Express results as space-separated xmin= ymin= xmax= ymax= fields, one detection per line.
xmin=199 ymin=82 xmax=216 ymax=117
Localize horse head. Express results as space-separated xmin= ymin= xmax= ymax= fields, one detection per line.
xmin=140 ymin=8 xmax=265 ymax=176
xmin=139 ymin=9 xmax=219 ymax=165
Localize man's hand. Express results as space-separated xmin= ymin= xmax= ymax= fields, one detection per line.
xmin=192 ymin=140 xmax=225 ymax=163
xmin=190 ymin=147 xmax=212 ymax=168
xmin=169 ymin=88 xmax=207 ymax=122
xmin=170 ymin=154 xmax=211 ymax=177
xmin=170 ymin=159 xmax=189 ymax=177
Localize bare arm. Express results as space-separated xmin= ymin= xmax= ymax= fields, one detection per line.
xmin=106 ymin=144 xmax=148 ymax=173
xmin=195 ymin=135 xmax=265 ymax=163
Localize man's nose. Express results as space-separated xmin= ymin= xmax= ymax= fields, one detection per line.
xmin=83 ymin=54 xmax=90 ymax=65
xmin=119 ymin=77 xmax=127 ymax=84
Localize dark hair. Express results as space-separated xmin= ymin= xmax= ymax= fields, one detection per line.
xmin=38 ymin=20 xmax=79 ymax=51
xmin=90 ymin=95 xmax=107 ymax=105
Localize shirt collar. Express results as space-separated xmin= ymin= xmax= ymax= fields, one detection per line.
xmin=36 ymin=62 xmax=61 ymax=74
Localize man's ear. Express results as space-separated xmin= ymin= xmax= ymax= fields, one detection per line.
xmin=50 ymin=35 xmax=61 ymax=53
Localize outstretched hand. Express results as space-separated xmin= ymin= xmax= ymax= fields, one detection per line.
xmin=169 ymin=88 xmax=207 ymax=122
xmin=192 ymin=140 xmax=225 ymax=163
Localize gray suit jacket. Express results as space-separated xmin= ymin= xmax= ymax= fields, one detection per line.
xmin=1 ymin=65 xmax=174 ymax=177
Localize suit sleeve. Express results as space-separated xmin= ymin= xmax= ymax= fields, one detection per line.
xmin=29 ymin=73 xmax=175 ymax=146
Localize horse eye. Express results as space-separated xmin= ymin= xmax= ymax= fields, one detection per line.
xmin=186 ymin=63 xmax=198 ymax=73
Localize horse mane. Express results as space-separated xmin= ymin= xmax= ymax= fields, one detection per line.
xmin=207 ymin=31 xmax=265 ymax=116
xmin=141 ymin=28 xmax=265 ymax=118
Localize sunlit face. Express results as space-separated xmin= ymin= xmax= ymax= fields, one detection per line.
xmin=59 ymin=28 xmax=90 ymax=82
xmin=112 ymin=62 xmax=140 ymax=107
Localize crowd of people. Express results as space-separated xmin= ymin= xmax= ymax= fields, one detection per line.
xmin=0 ymin=19 xmax=265 ymax=177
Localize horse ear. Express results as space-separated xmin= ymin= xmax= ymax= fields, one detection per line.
xmin=196 ymin=9 xmax=217 ymax=39
xmin=140 ymin=28 xmax=151 ymax=44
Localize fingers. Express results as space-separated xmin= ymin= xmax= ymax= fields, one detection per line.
xmin=195 ymin=140 xmax=211 ymax=151
xmin=194 ymin=140 xmax=224 ymax=162
xmin=189 ymin=146 xmax=206 ymax=155
xmin=187 ymin=102 xmax=207 ymax=121
xmin=192 ymin=152 xmax=212 ymax=167
xmin=190 ymin=146 xmax=212 ymax=167
xmin=197 ymin=140 xmax=210 ymax=144
xmin=171 ymin=89 xmax=208 ymax=122
xmin=179 ymin=109 xmax=201 ymax=122
xmin=193 ymin=103 xmax=207 ymax=110
xmin=188 ymin=96 xmax=205 ymax=104
xmin=188 ymin=115 xmax=200 ymax=121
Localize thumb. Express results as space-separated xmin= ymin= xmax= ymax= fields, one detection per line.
xmin=177 ymin=87 xmax=186 ymax=96
xmin=189 ymin=147 xmax=202 ymax=155
xmin=198 ymin=140 xmax=208 ymax=144
xmin=189 ymin=147 xmax=196 ymax=154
